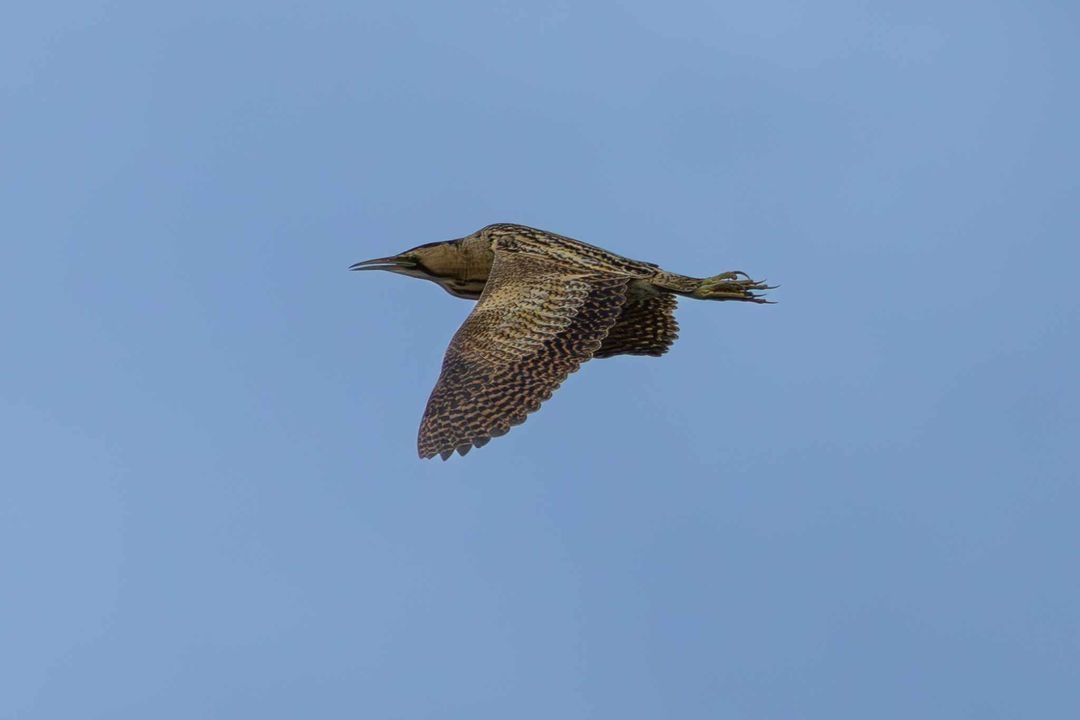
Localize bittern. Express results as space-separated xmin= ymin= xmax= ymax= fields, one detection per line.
xmin=352 ymin=223 xmax=773 ymax=460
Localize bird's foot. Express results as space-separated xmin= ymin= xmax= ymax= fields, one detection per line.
xmin=692 ymin=271 xmax=776 ymax=303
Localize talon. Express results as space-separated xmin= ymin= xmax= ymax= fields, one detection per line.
xmin=689 ymin=270 xmax=777 ymax=302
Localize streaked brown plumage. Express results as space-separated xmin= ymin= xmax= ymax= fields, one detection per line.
xmin=351 ymin=223 xmax=773 ymax=460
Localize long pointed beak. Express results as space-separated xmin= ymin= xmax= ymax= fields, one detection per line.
xmin=348 ymin=256 xmax=418 ymax=272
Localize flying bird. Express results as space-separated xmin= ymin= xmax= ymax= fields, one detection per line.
xmin=351 ymin=223 xmax=773 ymax=460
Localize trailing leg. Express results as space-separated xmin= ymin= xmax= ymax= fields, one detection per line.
xmin=654 ymin=270 xmax=775 ymax=303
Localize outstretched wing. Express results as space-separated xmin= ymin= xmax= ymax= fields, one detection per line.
xmin=594 ymin=289 xmax=679 ymax=358
xmin=418 ymin=251 xmax=628 ymax=460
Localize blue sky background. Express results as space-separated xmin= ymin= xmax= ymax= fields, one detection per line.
xmin=3 ymin=1 xmax=1078 ymax=717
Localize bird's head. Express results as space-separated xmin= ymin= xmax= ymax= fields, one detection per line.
xmin=350 ymin=233 xmax=493 ymax=299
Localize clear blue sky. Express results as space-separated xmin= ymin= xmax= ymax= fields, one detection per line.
xmin=4 ymin=1 xmax=1078 ymax=717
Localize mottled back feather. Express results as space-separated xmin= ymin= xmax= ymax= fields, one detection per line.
xmin=418 ymin=250 xmax=629 ymax=460
xmin=594 ymin=290 xmax=680 ymax=358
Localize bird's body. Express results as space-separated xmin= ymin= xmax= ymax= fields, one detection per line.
xmin=352 ymin=223 xmax=772 ymax=460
